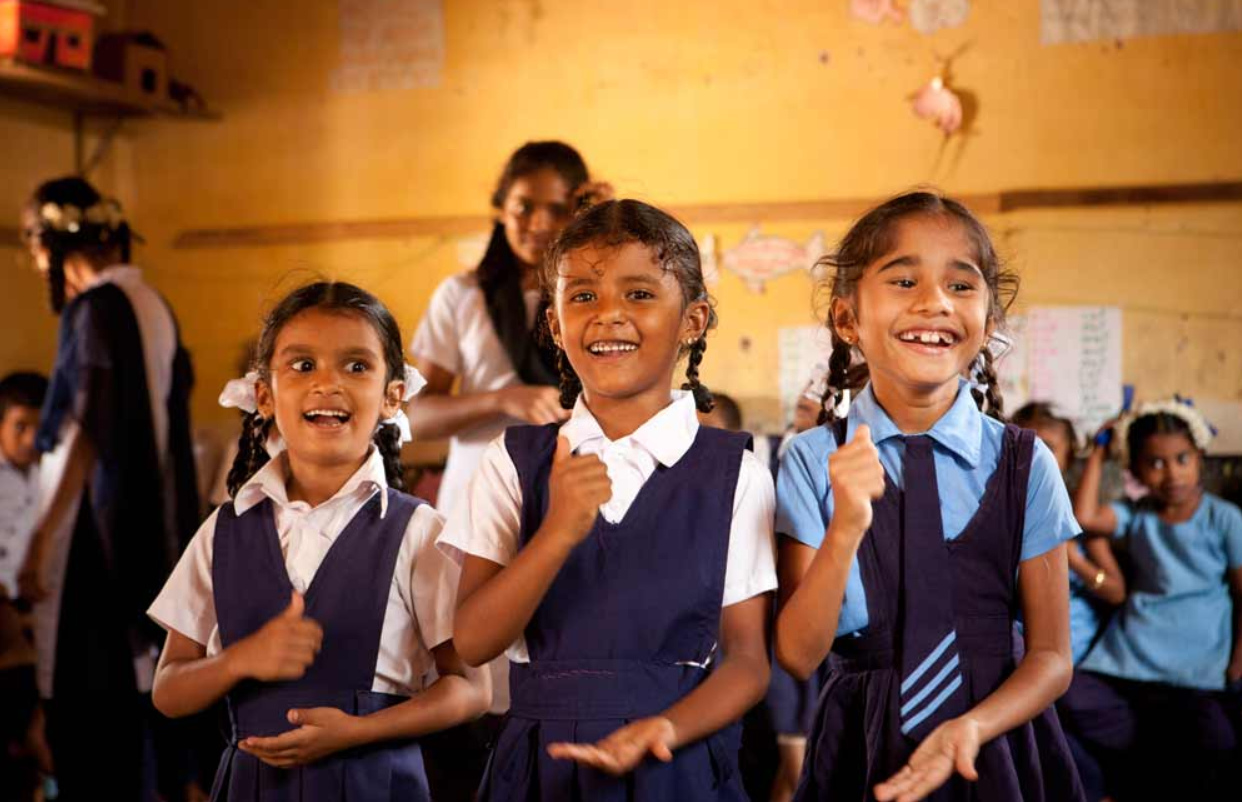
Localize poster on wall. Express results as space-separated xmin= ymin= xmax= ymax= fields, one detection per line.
xmin=331 ymin=0 xmax=445 ymax=93
xmin=997 ymin=306 xmax=1123 ymax=437
xmin=778 ymin=325 xmax=833 ymax=424
xmin=1041 ymin=0 xmax=1242 ymax=45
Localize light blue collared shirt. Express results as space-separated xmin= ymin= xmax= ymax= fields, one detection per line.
xmin=776 ymin=381 xmax=1080 ymax=636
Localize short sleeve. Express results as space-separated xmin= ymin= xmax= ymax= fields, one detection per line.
xmin=147 ymin=508 xmax=220 ymax=646
xmin=410 ymin=275 xmax=467 ymax=376
xmin=1019 ymin=438 xmax=1083 ymax=562
xmin=721 ymin=450 xmax=777 ymax=607
xmin=436 ymin=435 xmax=522 ymax=567
xmin=1109 ymin=499 xmax=1136 ymax=539
xmin=407 ymin=504 xmax=460 ymax=650
xmin=775 ymin=431 xmax=832 ymax=548
xmin=1216 ymin=499 xmax=1242 ymax=569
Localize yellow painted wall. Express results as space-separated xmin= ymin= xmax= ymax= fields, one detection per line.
xmin=2 ymin=0 xmax=1239 ymax=445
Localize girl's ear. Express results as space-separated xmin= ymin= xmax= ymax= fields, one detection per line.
xmin=681 ymin=298 xmax=710 ymax=342
xmin=382 ymin=378 xmax=404 ymax=418
xmin=545 ymin=304 xmax=563 ymax=349
xmin=830 ymin=297 xmax=858 ymax=344
xmin=255 ymin=378 xmax=276 ymax=420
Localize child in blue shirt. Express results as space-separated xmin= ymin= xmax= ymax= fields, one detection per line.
xmin=774 ymin=191 xmax=1084 ymax=802
xmin=1064 ymin=399 xmax=1242 ymax=801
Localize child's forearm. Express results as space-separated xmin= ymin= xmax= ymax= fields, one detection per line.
xmin=1072 ymin=448 xmax=1112 ymax=534
xmin=660 ymin=648 xmax=770 ymax=750
xmin=153 ymin=649 xmax=246 ymax=718
xmin=1228 ymin=569 xmax=1242 ymax=681
xmin=455 ymin=529 xmax=578 ymax=666
xmin=775 ymin=530 xmax=859 ymax=679
xmin=27 ymin=429 xmax=93 ymax=561
xmin=405 ymin=388 xmax=506 ymax=441
xmin=349 ymin=671 xmax=491 ymax=747
xmin=962 ymin=645 xmax=1072 ymax=745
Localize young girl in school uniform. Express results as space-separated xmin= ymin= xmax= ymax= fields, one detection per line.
xmin=775 ymin=192 xmax=1085 ymax=802
xmin=1063 ymin=399 xmax=1242 ymax=801
xmin=147 ymin=282 xmax=490 ymax=801
xmin=440 ymin=199 xmax=776 ymax=801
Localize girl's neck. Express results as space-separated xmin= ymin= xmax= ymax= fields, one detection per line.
xmin=1155 ymin=486 xmax=1204 ymax=524
xmin=284 ymin=451 xmax=369 ymax=508
xmin=519 ymin=262 xmax=540 ymax=292
xmin=582 ymin=386 xmax=674 ymax=442
xmin=869 ymin=375 xmax=960 ymax=434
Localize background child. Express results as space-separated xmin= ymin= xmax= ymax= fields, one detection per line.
xmin=147 ymin=282 xmax=490 ymax=801
xmin=1064 ymin=399 xmax=1242 ymax=801
xmin=18 ymin=176 xmax=200 ymax=801
xmin=441 ymin=199 xmax=776 ymax=800
xmin=775 ymin=191 xmax=1083 ymax=802
xmin=0 ymin=371 xmax=50 ymax=800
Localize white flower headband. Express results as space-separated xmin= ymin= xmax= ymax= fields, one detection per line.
xmin=1111 ymin=396 xmax=1215 ymax=464
xmin=37 ymin=199 xmax=126 ymax=234
xmin=218 ymin=364 xmax=428 ymax=445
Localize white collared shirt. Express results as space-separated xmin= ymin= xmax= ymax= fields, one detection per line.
xmin=147 ymin=448 xmax=458 ymax=696
xmin=409 ymin=272 xmax=542 ymax=518
xmin=0 ymin=454 xmax=39 ymax=597
xmin=437 ymin=391 xmax=778 ymax=663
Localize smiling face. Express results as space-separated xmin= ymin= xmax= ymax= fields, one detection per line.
xmin=255 ymin=308 xmax=402 ymax=475
xmin=833 ymin=213 xmax=992 ymax=403
xmin=547 ymin=242 xmax=708 ymax=410
xmin=499 ymin=167 xmax=575 ymax=269
xmin=1132 ymin=431 xmax=1202 ymax=508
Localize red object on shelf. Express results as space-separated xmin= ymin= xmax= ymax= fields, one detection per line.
xmin=0 ymin=1 xmax=100 ymax=71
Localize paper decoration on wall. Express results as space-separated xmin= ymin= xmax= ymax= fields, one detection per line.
xmin=910 ymin=0 xmax=971 ymax=34
xmin=996 ymin=306 xmax=1123 ymax=437
xmin=850 ymin=0 xmax=904 ymax=24
xmin=699 ymin=234 xmax=720 ymax=287
xmin=330 ymin=0 xmax=445 ymax=93
xmin=724 ymin=228 xmax=825 ymax=294
xmin=1041 ymin=0 xmax=1242 ymax=45
xmin=911 ymin=74 xmax=963 ymax=135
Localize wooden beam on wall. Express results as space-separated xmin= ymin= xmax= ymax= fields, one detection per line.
xmin=154 ymin=179 xmax=1242 ymax=250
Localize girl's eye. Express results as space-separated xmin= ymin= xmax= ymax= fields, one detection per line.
xmin=291 ymin=358 xmax=314 ymax=372
xmin=346 ymin=361 xmax=370 ymax=374
xmin=950 ymin=282 xmax=976 ymax=293
xmin=891 ymin=278 xmax=916 ymax=289
xmin=1176 ymin=452 xmax=1192 ymax=465
xmin=1150 ymin=458 xmax=1165 ymax=470
xmin=569 ymin=291 xmax=595 ymax=303
xmin=628 ymin=289 xmax=655 ymax=301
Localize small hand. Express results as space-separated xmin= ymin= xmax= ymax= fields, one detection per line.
xmin=874 ymin=716 xmax=981 ymax=802
xmin=827 ymin=424 xmax=886 ymax=539
xmin=1226 ymin=657 xmax=1242 ymax=685
xmin=547 ymin=716 xmax=676 ymax=775
xmin=499 ymin=385 xmax=571 ymax=426
xmin=542 ymin=436 xmax=612 ymax=546
xmin=228 ymin=592 xmax=323 ymax=682
xmin=237 ymin=707 xmax=361 ymax=769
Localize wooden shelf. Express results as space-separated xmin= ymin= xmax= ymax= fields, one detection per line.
xmin=0 ymin=58 xmax=219 ymax=119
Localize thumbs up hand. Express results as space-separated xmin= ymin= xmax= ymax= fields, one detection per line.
xmin=542 ymin=436 xmax=613 ymax=548
xmin=827 ymin=424 xmax=887 ymax=540
xmin=228 ymin=591 xmax=324 ymax=682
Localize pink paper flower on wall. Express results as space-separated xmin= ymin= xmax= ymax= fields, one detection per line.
xmin=911 ymin=75 xmax=963 ymax=135
xmin=850 ymin=0 xmax=904 ymax=25
xmin=909 ymin=0 xmax=970 ymax=35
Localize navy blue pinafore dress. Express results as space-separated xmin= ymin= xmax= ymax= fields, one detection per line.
xmin=209 ymin=490 xmax=432 ymax=802
xmin=480 ymin=423 xmax=754 ymax=802
xmin=795 ymin=422 xmax=1083 ymax=802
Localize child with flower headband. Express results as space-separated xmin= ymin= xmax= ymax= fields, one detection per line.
xmin=147 ymin=282 xmax=490 ymax=801
xmin=18 ymin=176 xmax=199 ymax=801
xmin=1062 ymin=397 xmax=1242 ymax=801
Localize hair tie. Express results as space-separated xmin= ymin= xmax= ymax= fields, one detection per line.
xmin=1111 ymin=396 xmax=1215 ymax=463
xmin=219 ymin=370 xmax=260 ymax=413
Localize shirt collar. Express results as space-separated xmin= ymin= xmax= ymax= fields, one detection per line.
xmin=233 ymin=446 xmax=389 ymax=517
xmin=83 ymin=264 xmax=142 ymax=291
xmin=847 ymin=379 xmax=982 ymax=468
xmin=560 ymin=390 xmax=700 ymax=468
